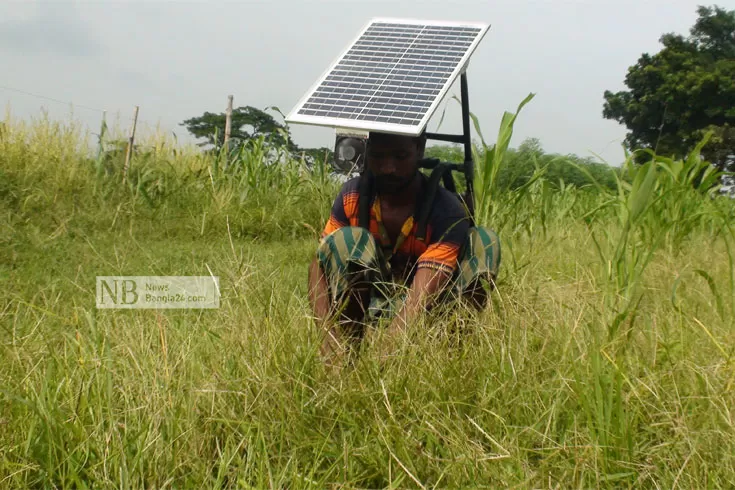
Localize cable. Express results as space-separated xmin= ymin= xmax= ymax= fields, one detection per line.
xmin=0 ymin=84 xmax=105 ymax=113
xmin=1 ymin=83 xmax=189 ymax=137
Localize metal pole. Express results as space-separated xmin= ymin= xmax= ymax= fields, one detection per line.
xmin=460 ymin=72 xmax=475 ymax=220
xmin=424 ymin=132 xmax=465 ymax=144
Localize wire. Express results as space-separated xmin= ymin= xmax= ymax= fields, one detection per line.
xmin=0 ymin=84 xmax=105 ymax=113
xmin=1 ymin=84 xmax=163 ymax=129
xmin=1 ymin=83 xmax=189 ymax=137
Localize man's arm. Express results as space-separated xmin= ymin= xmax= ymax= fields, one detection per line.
xmin=307 ymin=257 xmax=347 ymax=363
xmin=382 ymin=266 xmax=452 ymax=344
xmin=308 ymin=180 xmax=359 ymax=366
xmin=372 ymin=268 xmax=453 ymax=361
xmin=309 ymin=179 xmax=351 ymax=323
xmin=375 ymin=195 xmax=470 ymax=360
xmin=308 ymin=257 xmax=331 ymax=324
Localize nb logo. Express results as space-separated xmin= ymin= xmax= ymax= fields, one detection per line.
xmin=97 ymin=278 xmax=139 ymax=307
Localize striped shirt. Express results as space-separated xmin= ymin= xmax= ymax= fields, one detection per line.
xmin=322 ymin=175 xmax=470 ymax=281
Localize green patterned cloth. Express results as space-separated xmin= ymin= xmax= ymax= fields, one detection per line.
xmin=455 ymin=226 xmax=502 ymax=290
xmin=316 ymin=225 xmax=500 ymax=318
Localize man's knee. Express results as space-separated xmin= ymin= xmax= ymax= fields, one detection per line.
xmin=318 ymin=226 xmax=379 ymax=266
xmin=456 ymin=226 xmax=501 ymax=291
xmin=316 ymin=226 xmax=382 ymax=302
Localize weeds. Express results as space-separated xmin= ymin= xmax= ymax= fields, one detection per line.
xmin=1 ymin=107 xmax=734 ymax=488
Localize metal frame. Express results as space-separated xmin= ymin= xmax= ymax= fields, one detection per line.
xmin=423 ymin=71 xmax=475 ymax=218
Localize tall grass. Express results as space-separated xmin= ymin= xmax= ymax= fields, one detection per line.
xmin=1 ymin=107 xmax=735 ymax=488
xmin=1 ymin=110 xmax=338 ymax=244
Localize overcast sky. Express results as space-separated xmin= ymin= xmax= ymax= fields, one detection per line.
xmin=1 ymin=0 xmax=731 ymax=165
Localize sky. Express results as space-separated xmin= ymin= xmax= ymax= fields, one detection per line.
xmin=1 ymin=0 xmax=731 ymax=165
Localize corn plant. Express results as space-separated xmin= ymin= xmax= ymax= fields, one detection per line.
xmin=471 ymin=93 xmax=535 ymax=228
xmin=650 ymin=133 xmax=727 ymax=250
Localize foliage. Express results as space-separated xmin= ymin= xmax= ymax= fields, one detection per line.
xmin=603 ymin=5 xmax=735 ymax=172
xmin=472 ymin=93 xmax=537 ymax=227
xmin=423 ymin=142 xmax=465 ymax=164
xmin=2 ymin=110 xmax=735 ymax=488
xmin=180 ymin=105 xmax=334 ymax=167
xmin=181 ymin=105 xmax=294 ymax=150
xmin=497 ymin=138 xmax=619 ymax=191
xmin=424 ymin=133 xmax=619 ymax=201
xmin=296 ymin=145 xmax=334 ymax=169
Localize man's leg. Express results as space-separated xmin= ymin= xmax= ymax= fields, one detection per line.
xmin=456 ymin=226 xmax=502 ymax=309
xmin=308 ymin=226 xmax=385 ymax=363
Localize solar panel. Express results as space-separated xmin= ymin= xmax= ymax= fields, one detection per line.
xmin=286 ymin=18 xmax=489 ymax=136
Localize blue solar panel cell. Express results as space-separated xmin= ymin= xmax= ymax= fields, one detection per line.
xmin=287 ymin=19 xmax=488 ymax=134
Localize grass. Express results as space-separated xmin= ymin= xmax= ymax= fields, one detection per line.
xmin=1 ymin=107 xmax=735 ymax=488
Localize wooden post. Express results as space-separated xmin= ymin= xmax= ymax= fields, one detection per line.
xmin=224 ymin=95 xmax=233 ymax=149
xmin=96 ymin=110 xmax=107 ymax=161
xmin=122 ymin=105 xmax=139 ymax=183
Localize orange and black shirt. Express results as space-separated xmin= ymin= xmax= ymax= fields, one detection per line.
xmin=322 ymin=175 xmax=470 ymax=281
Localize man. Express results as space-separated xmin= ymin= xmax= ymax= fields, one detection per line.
xmin=307 ymin=130 xmax=500 ymax=366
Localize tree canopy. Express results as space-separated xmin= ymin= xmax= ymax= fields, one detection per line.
xmin=181 ymin=105 xmax=295 ymax=150
xmin=602 ymin=5 xmax=735 ymax=171
xmin=180 ymin=105 xmax=333 ymax=165
xmin=424 ymin=138 xmax=619 ymax=192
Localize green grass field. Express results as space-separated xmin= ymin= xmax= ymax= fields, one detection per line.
xmin=2 ymin=111 xmax=735 ymax=488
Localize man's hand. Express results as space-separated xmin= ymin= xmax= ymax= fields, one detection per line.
xmin=308 ymin=257 xmax=331 ymax=324
xmin=309 ymin=256 xmax=369 ymax=371
xmin=375 ymin=266 xmax=452 ymax=361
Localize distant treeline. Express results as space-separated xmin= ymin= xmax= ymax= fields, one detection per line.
xmin=425 ymin=137 xmax=619 ymax=191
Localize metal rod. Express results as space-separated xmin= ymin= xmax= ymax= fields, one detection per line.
xmin=460 ymin=72 xmax=475 ymax=219
xmin=424 ymin=132 xmax=465 ymax=144
xmin=418 ymin=158 xmax=464 ymax=172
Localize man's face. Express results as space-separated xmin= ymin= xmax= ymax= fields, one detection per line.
xmin=366 ymin=133 xmax=425 ymax=195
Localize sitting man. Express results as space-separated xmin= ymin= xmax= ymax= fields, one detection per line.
xmin=307 ymin=130 xmax=500 ymax=366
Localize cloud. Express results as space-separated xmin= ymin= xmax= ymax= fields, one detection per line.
xmin=0 ymin=3 xmax=101 ymax=57
xmin=115 ymin=68 xmax=158 ymax=93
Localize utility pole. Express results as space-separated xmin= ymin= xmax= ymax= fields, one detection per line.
xmin=122 ymin=105 xmax=139 ymax=184
xmin=224 ymin=95 xmax=233 ymax=149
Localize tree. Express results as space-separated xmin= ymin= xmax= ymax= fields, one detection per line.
xmin=424 ymin=139 xmax=619 ymax=192
xmin=424 ymin=143 xmax=464 ymax=163
xmin=181 ymin=105 xmax=295 ymax=151
xmin=603 ymin=5 xmax=735 ymax=171
xmin=180 ymin=105 xmax=334 ymax=166
xmin=297 ymin=146 xmax=334 ymax=167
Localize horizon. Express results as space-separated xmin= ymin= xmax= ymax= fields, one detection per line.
xmin=1 ymin=0 xmax=724 ymax=166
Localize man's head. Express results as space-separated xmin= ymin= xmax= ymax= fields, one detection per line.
xmin=366 ymin=131 xmax=427 ymax=195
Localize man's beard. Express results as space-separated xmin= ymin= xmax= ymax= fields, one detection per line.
xmin=374 ymin=171 xmax=417 ymax=195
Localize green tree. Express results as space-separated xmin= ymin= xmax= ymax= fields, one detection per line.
xmin=180 ymin=105 xmax=333 ymax=166
xmin=424 ymin=143 xmax=464 ymax=163
xmin=602 ymin=5 xmax=735 ymax=171
xmin=296 ymin=146 xmax=334 ymax=167
xmin=425 ymin=139 xmax=619 ymax=192
xmin=181 ymin=105 xmax=295 ymax=150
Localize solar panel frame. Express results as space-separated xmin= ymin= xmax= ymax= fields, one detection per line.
xmin=286 ymin=18 xmax=490 ymax=136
